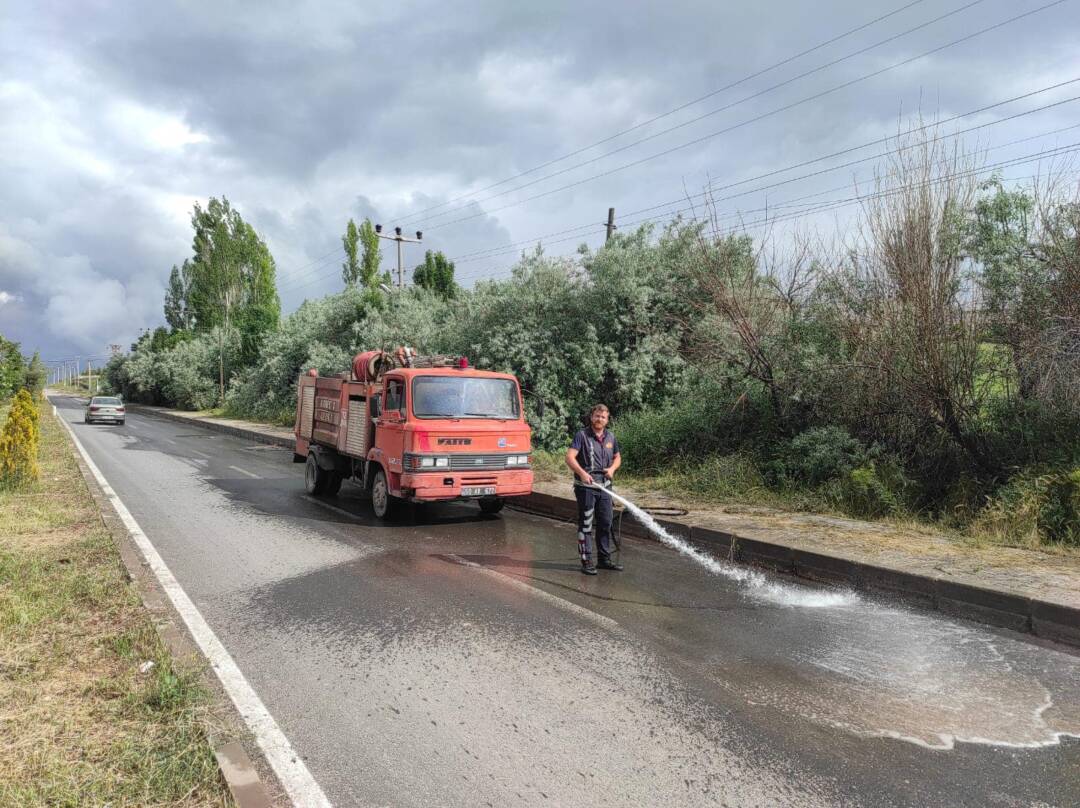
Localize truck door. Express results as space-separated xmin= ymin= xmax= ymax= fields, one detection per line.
xmin=375 ymin=376 xmax=407 ymax=487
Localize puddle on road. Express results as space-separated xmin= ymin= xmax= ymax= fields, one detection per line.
xmin=596 ymin=488 xmax=1080 ymax=751
xmin=605 ymin=488 xmax=860 ymax=609
xmin=740 ymin=602 xmax=1080 ymax=750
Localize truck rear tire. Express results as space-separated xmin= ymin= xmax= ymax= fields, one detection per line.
xmin=305 ymin=453 xmax=329 ymax=495
xmin=371 ymin=467 xmax=396 ymax=519
xmin=478 ymin=498 xmax=505 ymax=515
xmin=324 ymin=471 xmax=343 ymax=496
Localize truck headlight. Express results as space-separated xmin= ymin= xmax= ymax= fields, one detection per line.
xmin=516 ymin=455 xmax=529 ymax=465
xmin=420 ymin=457 xmax=435 ymax=468
xmin=434 ymin=457 xmax=449 ymax=468
xmin=506 ymin=455 xmax=519 ymax=466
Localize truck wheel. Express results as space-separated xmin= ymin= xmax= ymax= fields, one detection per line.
xmin=324 ymin=471 xmax=343 ymax=496
xmin=305 ymin=453 xmax=328 ymax=495
xmin=478 ymin=498 xmax=505 ymax=515
xmin=371 ymin=467 xmax=396 ymax=519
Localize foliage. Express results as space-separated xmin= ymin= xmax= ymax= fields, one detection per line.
xmin=342 ymin=218 xmax=362 ymax=286
xmin=103 ymin=329 xmax=238 ymax=409
xmin=0 ymin=390 xmax=39 ymax=489
xmin=359 ymin=218 xmax=384 ymax=289
xmin=413 ymin=250 xmax=459 ymax=298
xmin=163 ymin=260 xmax=195 ymax=332
xmin=0 ymin=335 xmax=24 ymax=401
xmin=22 ymin=352 xmax=46 ymax=398
xmin=226 ymin=285 xmax=383 ymax=422
xmin=773 ymin=426 xmax=869 ymax=486
xmin=172 ymin=196 xmax=281 ymax=401
xmin=974 ymin=468 xmax=1080 ymax=547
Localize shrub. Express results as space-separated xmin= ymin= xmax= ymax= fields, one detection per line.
xmin=0 ymin=390 xmax=39 ymax=489
xmin=831 ymin=462 xmax=907 ymax=518
xmin=974 ymin=468 xmax=1080 ymax=546
xmin=1038 ymin=469 xmax=1080 ymax=544
xmin=772 ymin=426 xmax=869 ymax=486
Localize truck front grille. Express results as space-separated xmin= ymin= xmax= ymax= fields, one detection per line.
xmin=449 ymin=454 xmax=507 ymax=470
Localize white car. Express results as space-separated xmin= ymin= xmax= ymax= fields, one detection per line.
xmin=85 ymin=396 xmax=126 ymax=425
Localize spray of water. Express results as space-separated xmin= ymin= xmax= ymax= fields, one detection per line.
xmin=598 ymin=485 xmax=859 ymax=609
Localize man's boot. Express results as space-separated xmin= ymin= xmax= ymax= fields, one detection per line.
xmin=598 ymin=555 xmax=623 ymax=571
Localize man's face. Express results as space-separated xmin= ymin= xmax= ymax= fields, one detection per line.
xmin=590 ymin=409 xmax=609 ymax=432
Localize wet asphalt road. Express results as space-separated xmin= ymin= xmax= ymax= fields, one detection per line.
xmin=54 ymin=397 xmax=1080 ymax=807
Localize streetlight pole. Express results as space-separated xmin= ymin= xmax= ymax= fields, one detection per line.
xmin=374 ymin=224 xmax=423 ymax=288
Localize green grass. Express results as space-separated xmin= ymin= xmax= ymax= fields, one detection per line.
xmin=0 ymin=396 xmax=231 ymax=806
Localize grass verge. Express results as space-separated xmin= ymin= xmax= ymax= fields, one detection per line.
xmin=0 ymin=397 xmax=231 ymax=806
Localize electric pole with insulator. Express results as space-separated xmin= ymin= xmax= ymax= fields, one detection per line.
xmin=375 ymin=224 xmax=423 ymax=288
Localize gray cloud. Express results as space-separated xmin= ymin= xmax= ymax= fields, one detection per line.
xmin=2 ymin=0 xmax=1079 ymax=363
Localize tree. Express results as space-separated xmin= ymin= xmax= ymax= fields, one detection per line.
xmin=0 ymin=389 xmax=38 ymax=489
xmin=164 ymin=259 xmax=195 ymax=332
xmin=342 ymin=219 xmax=362 ymax=286
xmin=412 ymin=250 xmax=459 ymax=298
xmin=23 ymin=352 xmax=45 ymax=397
xmin=185 ymin=197 xmax=281 ymax=403
xmin=358 ymin=218 xmax=382 ymax=289
xmin=0 ymin=335 xmax=23 ymax=401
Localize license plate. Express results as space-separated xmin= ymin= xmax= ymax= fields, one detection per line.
xmin=461 ymin=486 xmax=496 ymax=497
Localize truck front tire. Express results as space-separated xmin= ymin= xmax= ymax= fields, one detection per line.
xmin=478 ymin=498 xmax=505 ymax=515
xmin=371 ymin=467 xmax=396 ymax=519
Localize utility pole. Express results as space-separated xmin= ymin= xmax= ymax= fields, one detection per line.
xmin=374 ymin=224 xmax=423 ymax=288
xmin=605 ymin=207 xmax=616 ymax=244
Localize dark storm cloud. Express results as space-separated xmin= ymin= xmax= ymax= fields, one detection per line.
xmin=2 ymin=0 xmax=1079 ymax=361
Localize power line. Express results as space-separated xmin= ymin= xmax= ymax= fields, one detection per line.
xmin=406 ymin=0 xmax=988 ymax=229
xmin=278 ymin=89 xmax=1079 ymax=295
xmin=387 ymin=0 xmax=931 ymax=225
xmin=421 ymin=0 xmax=1070 ymax=234
xmin=446 ymin=83 xmax=1080 ymax=263
xmin=448 ymin=141 xmax=1080 ymax=280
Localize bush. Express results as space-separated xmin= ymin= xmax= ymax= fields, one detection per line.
xmin=615 ymin=378 xmax=773 ymax=474
xmin=1 ymin=390 xmax=39 ymax=489
xmin=772 ymin=426 xmax=869 ymax=486
xmin=830 ymin=462 xmax=907 ymax=518
xmin=974 ymin=468 xmax=1080 ymax=546
xmin=1038 ymin=469 xmax=1080 ymax=544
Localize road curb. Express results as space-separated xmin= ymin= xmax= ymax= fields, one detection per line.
xmin=127 ymin=404 xmax=1080 ymax=650
xmin=126 ymin=404 xmax=296 ymax=450
xmin=48 ymin=399 xmax=285 ymax=807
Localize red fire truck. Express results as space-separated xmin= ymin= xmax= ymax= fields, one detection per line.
xmin=294 ymin=348 xmax=534 ymax=518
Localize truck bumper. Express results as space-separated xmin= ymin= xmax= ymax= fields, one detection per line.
xmin=400 ymin=469 xmax=534 ymax=501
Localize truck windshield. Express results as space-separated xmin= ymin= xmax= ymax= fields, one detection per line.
xmin=412 ymin=376 xmax=520 ymax=420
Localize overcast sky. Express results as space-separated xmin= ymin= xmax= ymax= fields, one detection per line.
xmin=3 ymin=0 xmax=1079 ymax=368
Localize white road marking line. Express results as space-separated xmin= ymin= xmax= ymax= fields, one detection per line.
xmin=190 ymin=448 xmax=212 ymax=458
xmin=229 ymin=465 xmax=262 ymax=479
xmin=54 ymin=408 xmax=332 ymax=808
xmin=127 ymin=422 xmax=138 ymax=429
xmin=165 ymin=438 xmax=178 ymax=445
xmin=445 ymin=553 xmax=620 ymax=631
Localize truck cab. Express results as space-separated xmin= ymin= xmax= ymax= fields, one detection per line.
xmin=295 ymin=352 xmax=534 ymax=518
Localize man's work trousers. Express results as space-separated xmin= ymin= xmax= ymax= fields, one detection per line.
xmin=574 ymin=478 xmax=614 ymax=567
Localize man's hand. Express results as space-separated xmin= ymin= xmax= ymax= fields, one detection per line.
xmin=603 ymin=466 xmax=615 ymax=480
xmin=579 ymin=470 xmax=596 ymax=484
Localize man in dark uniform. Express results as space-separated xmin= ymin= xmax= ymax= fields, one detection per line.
xmin=565 ymin=403 xmax=623 ymax=575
